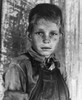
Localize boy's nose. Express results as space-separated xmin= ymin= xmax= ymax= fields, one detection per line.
xmin=43 ymin=36 xmax=50 ymax=43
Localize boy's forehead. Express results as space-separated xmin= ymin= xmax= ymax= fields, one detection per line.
xmin=35 ymin=19 xmax=60 ymax=30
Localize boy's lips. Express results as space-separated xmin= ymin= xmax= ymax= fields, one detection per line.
xmin=41 ymin=47 xmax=51 ymax=49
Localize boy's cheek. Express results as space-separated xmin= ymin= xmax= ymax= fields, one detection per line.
xmin=51 ymin=38 xmax=59 ymax=43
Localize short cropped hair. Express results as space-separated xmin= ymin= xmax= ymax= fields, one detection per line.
xmin=27 ymin=3 xmax=63 ymax=34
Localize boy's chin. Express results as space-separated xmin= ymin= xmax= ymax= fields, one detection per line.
xmin=39 ymin=52 xmax=52 ymax=58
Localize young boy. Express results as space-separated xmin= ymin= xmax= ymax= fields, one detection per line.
xmin=3 ymin=3 xmax=70 ymax=100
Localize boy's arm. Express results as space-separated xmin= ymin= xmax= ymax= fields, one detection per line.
xmin=3 ymin=62 xmax=28 ymax=100
xmin=59 ymin=66 xmax=67 ymax=81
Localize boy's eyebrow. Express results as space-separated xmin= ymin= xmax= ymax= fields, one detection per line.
xmin=50 ymin=30 xmax=59 ymax=33
xmin=34 ymin=29 xmax=44 ymax=32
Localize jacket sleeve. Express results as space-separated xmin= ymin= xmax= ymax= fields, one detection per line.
xmin=3 ymin=61 xmax=28 ymax=100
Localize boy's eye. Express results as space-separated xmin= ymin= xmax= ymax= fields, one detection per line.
xmin=50 ymin=32 xmax=58 ymax=36
xmin=35 ymin=32 xmax=44 ymax=37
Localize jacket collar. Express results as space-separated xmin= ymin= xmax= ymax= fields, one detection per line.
xmin=27 ymin=47 xmax=60 ymax=69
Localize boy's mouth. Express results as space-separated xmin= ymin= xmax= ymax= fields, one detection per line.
xmin=41 ymin=47 xmax=51 ymax=50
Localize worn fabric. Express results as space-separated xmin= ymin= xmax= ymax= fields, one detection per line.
xmin=3 ymin=47 xmax=70 ymax=100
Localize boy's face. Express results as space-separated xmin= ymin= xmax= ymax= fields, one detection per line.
xmin=30 ymin=19 xmax=61 ymax=58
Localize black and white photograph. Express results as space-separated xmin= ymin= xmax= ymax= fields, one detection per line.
xmin=0 ymin=0 xmax=81 ymax=100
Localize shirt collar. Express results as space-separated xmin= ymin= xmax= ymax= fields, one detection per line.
xmin=27 ymin=47 xmax=60 ymax=68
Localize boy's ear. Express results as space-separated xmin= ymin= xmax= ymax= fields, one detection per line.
xmin=28 ymin=33 xmax=32 ymax=41
xmin=59 ymin=33 xmax=62 ymax=38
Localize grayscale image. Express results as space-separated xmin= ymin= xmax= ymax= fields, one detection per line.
xmin=0 ymin=0 xmax=81 ymax=100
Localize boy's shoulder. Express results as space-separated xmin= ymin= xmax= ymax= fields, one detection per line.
xmin=9 ymin=52 xmax=31 ymax=70
xmin=11 ymin=53 xmax=29 ymax=63
xmin=6 ymin=52 xmax=32 ymax=77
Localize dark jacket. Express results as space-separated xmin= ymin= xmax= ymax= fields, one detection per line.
xmin=3 ymin=48 xmax=70 ymax=100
